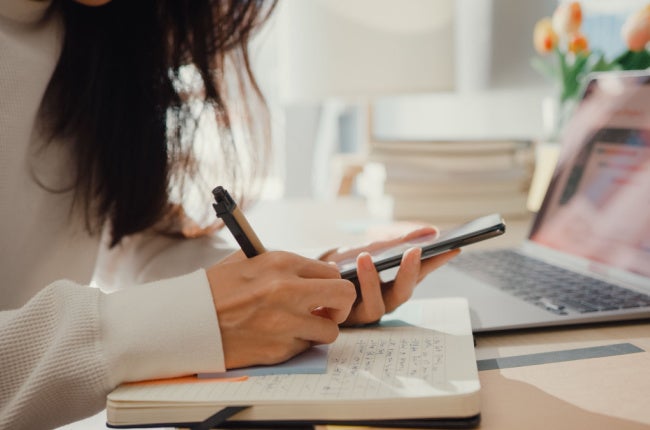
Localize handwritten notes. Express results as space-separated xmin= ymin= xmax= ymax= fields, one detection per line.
xmin=110 ymin=299 xmax=475 ymax=405
xmin=122 ymin=326 xmax=446 ymax=404
xmin=107 ymin=298 xmax=481 ymax=427
xmin=318 ymin=327 xmax=446 ymax=398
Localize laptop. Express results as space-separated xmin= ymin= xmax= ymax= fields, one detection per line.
xmin=413 ymin=70 xmax=650 ymax=332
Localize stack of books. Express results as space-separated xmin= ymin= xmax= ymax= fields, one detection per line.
xmin=360 ymin=139 xmax=535 ymax=223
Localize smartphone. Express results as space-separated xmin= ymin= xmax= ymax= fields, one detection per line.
xmin=338 ymin=213 xmax=506 ymax=280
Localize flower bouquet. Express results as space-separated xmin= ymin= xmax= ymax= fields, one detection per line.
xmin=532 ymin=2 xmax=650 ymax=138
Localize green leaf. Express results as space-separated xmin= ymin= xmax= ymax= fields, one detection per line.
xmin=612 ymin=50 xmax=650 ymax=70
xmin=560 ymin=52 xmax=590 ymax=102
xmin=589 ymin=52 xmax=617 ymax=73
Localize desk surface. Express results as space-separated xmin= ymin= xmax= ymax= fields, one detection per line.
xmin=244 ymin=198 xmax=650 ymax=430
xmin=61 ymin=198 xmax=650 ymax=430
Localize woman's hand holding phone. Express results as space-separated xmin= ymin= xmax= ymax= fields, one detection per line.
xmin=320 ymin=213 xmax=505 ymax=325
xmin=319 ymin=226 xmax=462 ymax=326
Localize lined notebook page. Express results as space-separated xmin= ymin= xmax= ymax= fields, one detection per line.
xmin=109 ymin=298 xmax=478 ymax=404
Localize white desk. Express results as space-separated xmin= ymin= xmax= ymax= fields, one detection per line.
xmin=60 ymin=198 xmax=650 ymax=430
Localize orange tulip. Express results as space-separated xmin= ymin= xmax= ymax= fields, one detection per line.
xmin=534 ymin=18 xmax=558 ymax=54
xmin=568 ymin=31 xmax=589 ymax=54
xmin=622 ymin=5 xmax=650 ymax=52
xmin=552 ymin=1 xmax=583 ymax=37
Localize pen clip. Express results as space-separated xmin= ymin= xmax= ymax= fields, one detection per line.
xmin=212 ymin=186 xmax=236 ymax=217
xmin=212 ymin=186 xmax=266 ymax=257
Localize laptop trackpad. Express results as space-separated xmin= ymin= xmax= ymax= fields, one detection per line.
xmin=412 ymin=265 xmax=554 ymax=331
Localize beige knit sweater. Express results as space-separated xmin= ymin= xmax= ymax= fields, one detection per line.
xmin=0 ymin=2 xmax=232 ymax=428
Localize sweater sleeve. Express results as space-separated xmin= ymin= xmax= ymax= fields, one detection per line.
xmin=0 ymin=282 xmax=107 ymax=429
xmin=0 ymin=270 xmax=225 ymax=430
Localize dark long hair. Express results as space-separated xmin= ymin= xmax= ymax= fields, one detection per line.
xmin=38 ymin=0 xmax=276 ymax=246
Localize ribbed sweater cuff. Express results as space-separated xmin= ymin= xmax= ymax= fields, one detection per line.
xmin=100 ymin=269 xmax=225 ymax=385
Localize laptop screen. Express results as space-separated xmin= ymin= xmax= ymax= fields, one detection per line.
xmin=529 ymin=72 xmax=650 ymax=279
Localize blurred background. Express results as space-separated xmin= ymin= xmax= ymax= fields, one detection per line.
xmin=238 ymin=0 xmax=646 ymax=223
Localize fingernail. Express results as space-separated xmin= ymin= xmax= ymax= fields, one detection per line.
xmin=357 ymin=252 xmax=372 ymax=269
xmin=403 ymin=247 xmax=421 ymax=262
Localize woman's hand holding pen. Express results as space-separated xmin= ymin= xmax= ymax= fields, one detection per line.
xmin=209 ymin=187 xmax=459 ymax=370
xmin=320 ymin=226 xmax=461 ymax=326
xmin=205 ymin=228 xmax=459 ymax=369
xmin=206 ymin=251 xmax=356 ymax=370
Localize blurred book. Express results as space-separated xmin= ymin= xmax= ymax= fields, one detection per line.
xmin=359 ymin=139 xmax=534 ymax=223
xmin=372 ymin=138 xmax=530 ymax=153
xmin=391 ymin=192 xmax=530 ymax=220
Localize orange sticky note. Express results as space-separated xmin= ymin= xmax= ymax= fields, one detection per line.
xmin=124 ymin=374 xmax=248 ymax=386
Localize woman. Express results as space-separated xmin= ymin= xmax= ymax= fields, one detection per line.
xmin=0 ymin=0 xmax=458 ymax=428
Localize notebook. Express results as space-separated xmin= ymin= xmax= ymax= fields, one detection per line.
xmin=106 ymin=298 xmax=481 ymax=429
xmin=413 ymin=70 xmax=650 ymax=332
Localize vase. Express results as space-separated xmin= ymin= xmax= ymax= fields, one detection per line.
xmin=541 ymin=94 xmax=579 ymax=142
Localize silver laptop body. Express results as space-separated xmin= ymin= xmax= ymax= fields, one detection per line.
xmin=415 ymin=71 xmax=650 ymax=332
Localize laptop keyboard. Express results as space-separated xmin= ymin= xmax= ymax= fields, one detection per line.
xmin=449 ymin=249 xmax=650 ymax=315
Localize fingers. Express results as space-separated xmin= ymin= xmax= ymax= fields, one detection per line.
xmin=261 ymin=251 xmax=342 ymax=279
xmin=321 ymin=226 xmax=439 ymax=263
xmin=352 ymin=247 xmax=423 ymax=319
xmin=301 ymin=278 xmax=356 ymax=324
xmin=208 ymin=250 xmax=357 ymax=369
xmin=383 ymin=248 xmax=461 ymax=312
xmin=345 ymin=252 xmax=386 ymax=325
xmin=251 ymin=313 xmax=342 ymax=366
xmin=258 ymin=254 xmax=355 ymax=323
xmin=213 ymin=243 xmax=456 ymax=368
xmin=222 ymin=251 xmax=341 ymax=280
xmin=343 ymin=246 xmax=461 ymax=326
xmin=297 ymin=313 xmax=342 ymax=345
xmin=417 ymin=248 xmax=461 ymax=283
xmin=401 ymin=226 xmax=439 ymax=241
xmin=267 ymin=278 xmax=352 ymax=345
xmin=383 ymin=247 xmax=422 ymax=313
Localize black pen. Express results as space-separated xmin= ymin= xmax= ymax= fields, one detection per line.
xmin=212 ymin=186 xmax=364 ymax=302
xmin=212 ymin=186 xmax=266 ymax=258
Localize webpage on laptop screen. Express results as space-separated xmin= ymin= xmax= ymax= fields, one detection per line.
xmin=530 ymin=75 xmax=650 ymax=279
